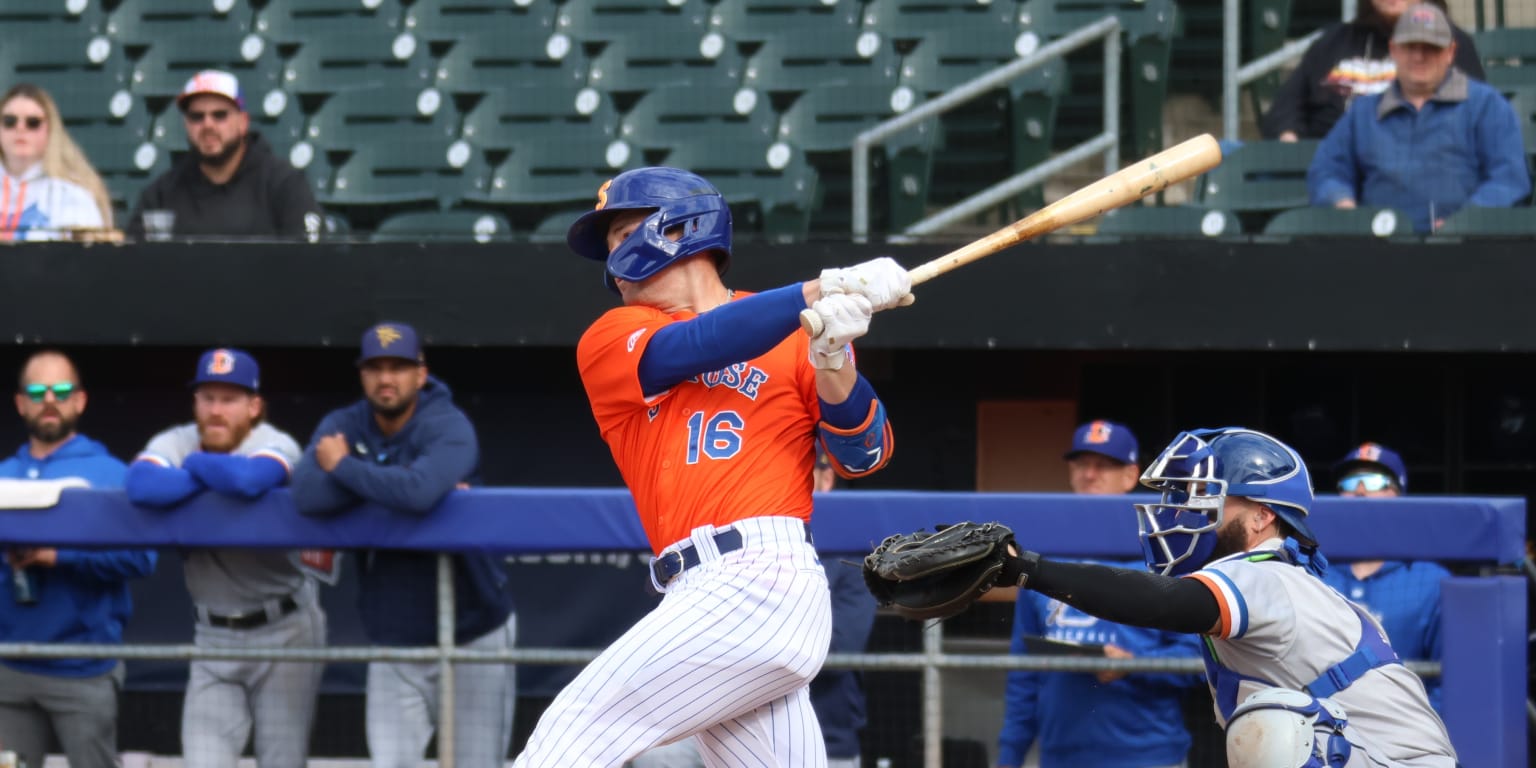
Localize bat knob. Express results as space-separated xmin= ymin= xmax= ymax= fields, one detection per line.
xmin=799 ymin=308 xmax=824 ymax=338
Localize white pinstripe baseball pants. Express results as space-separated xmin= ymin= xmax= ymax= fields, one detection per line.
xmin=515 ymin=516 xmax=834 ymax=768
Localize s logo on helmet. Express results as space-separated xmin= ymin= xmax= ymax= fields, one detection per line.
xmin=207 ymin=349 xmax=236 ymax=375
xmin=594 ymin=179 xmax=612 ymax=211
xmin=1086 ymin=420 xmax=1113 ymax=444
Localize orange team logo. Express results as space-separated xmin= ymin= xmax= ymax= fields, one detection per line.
xmin=594 ymin=179 xmax=612 ymax=210
xmin=375 ymin=325 xmax=402 ymax=349
xmin=207 ymin=349 xmax=236 ymax=375
xmin=1086 ymin=420 xmax=1113 ymax=444
xmin=1356 ymin=443 xmax=1382 ymax=461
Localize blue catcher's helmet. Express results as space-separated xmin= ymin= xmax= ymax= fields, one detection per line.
xmin=566 ymin=167 xmax=732 ymax=293
xmin=1135 ymin=427 xmax=1315 ymax=576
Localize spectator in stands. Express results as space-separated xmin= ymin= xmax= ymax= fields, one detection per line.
xmin=0 ymin=84 xmax=114 ymax=241
xmin=1307 ymin=3 xmax=1530 ymax=234
xmin=1324 ymin=442 xmax=1449 ymax=713
xmin=997 ymin=420 xmax=1203 ymax=768
xmin=291 ymin=322 xmax=516 ymax=768
xmin=0 ymin=350 xmax=155 ymax=768
xmin=1261 ymin=0 xmax=1483 ymax=142
xmin=125 ymin=70 xmax=321 ymax=242
xmin=123 ymin=348 xmax=325 ymax=768
xmin=628 ymin=445 xmax=879 ymax=768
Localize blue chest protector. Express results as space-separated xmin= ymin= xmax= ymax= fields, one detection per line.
xmin=1200 ymin=548 xmax=1401 ymax=721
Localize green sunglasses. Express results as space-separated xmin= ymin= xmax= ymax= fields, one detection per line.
xmin=22 ymin=382 xmax=76 ymax=402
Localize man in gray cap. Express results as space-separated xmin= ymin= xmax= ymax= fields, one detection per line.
xmin=1308 ymin=2 xmax=1530 ymax=233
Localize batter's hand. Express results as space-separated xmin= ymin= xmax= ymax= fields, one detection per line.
xmin=819 ymin=256 xmax=913 ymax=312
xmin=315 ymin=433 xmax=350 ymax=472
xmin=808 ymin=293 xmax=872 ymax=370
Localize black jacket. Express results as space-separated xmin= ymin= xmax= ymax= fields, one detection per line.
xmin=1260 ymin=20 xmax=1485 ymax=140
xmin=126 ymin=131 xmax=321 ymax=240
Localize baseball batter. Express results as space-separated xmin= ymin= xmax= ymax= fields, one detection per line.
xmin=124 ymin=349 xmax=323 ymax=768
xmin=991 ymin=427 xmax=1457 ymax=767
xmin=512 ymin=167 xmax=907 ymax=767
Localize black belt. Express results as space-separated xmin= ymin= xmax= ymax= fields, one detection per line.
xmin=650 ymin=524 xmax=813 ymax=587
xmin=201 ymin=596 xmax=299 ymax=630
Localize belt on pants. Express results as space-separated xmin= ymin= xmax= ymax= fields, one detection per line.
xmin=199 ymin=595 xmax=299 ymax=630
xmin=650 ymin=523 xmax=813 ymax=587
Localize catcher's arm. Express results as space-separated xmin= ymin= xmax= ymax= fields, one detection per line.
xmin=1007 ymin=552 xmax=1220 ymax=635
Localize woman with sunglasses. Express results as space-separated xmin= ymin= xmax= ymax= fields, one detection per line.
xmin=1324 ymin=442 xmax=1450 ymax=714
xmin=0 ymin=84 xmax=114 ymax=241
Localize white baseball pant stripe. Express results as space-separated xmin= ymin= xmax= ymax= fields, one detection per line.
xmin=516 ymin=516 xmax=833 ymax=768
xmin=366 ymin=613 xmax=517 ymax=768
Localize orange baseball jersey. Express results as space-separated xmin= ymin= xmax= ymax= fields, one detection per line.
xmin=577 ymin=293 xmax=822 ymax=554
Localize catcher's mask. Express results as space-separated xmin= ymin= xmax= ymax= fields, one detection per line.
xmin=1136 ymin=427 xmax=1315 ymax=576
xmin=566 ymin=166 xmax=732 ymax=294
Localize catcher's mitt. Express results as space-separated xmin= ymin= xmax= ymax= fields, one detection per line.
xmin=862 ymin=521 xmax=1019 ymax=621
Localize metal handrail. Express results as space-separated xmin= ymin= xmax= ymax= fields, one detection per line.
xmin=851 ymin=15 xmax=1122 ymax=242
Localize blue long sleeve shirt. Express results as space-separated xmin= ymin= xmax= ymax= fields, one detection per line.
xmin=998 ymin=559 xmax=1202 ymax=768
xmin=1308 ymin=68 xmax=1531 ymax=233
xmin=0 ymin=435 xmax=157 ymax=677
xmin=292 ymin=377 xmax=513 ymax=646
xmin=1323 ymin=560 xmax=1448 ymax=712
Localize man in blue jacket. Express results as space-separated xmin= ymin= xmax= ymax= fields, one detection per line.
xmin=1323 ymin=442 xmax=1449 ymax=712
xmin=998 ymin=421 xmax=1202 ymax=768
xmin=0 ymin=350 xmax=156 ymax=768
xmin=292 ymin=322 xmax=516 ymax=768
xmin=1307 ymin=2 xmax=1530 ymax=233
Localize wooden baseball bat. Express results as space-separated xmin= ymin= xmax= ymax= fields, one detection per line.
xmin=801 ymin=133 xmax=1224 ymax=337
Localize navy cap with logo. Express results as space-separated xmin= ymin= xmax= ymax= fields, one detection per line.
xmin=1064 ymin=420 xmax=1139 ymax=465
xmin=1333 ymin=442 xmax=1408 ymax=491
xmin=190 ymin=348 xmax=260 ymax=392
xmin=357 ymin=322 xmax=424 ymax=366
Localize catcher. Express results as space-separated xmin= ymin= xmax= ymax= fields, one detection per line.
xmin=865 ymin=427 xmax=1458 ymax=768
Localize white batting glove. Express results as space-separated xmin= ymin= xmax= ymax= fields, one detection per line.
xmin=819 ymin=256 xmax=912 ymax=312
xmin=808 ymin=294 xmax=873 ymax=370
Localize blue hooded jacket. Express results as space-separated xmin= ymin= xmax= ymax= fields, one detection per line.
xmin=0 ymin=434 xmax=157 ymax=677
xmin=291 ymin=376 xmax=513 ymax=646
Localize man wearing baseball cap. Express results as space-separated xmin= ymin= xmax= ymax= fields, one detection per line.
xmin=124 ymin=348 xmax=325 ymax=768
xmin=292 ymin=322 xmax=516 ymax=768
xmin=125 ymin=69 xmax=321 ymax=241
xmin=1323 ymin=442 xmax=1450 ymax=712
xmin=998 ymin=420 xmax=1202 ymax=768
xmin=1308 ymin=2 xmax=1529 ymax=233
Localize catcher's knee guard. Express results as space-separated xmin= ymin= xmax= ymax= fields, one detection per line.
xmin=1226 ymin=688 xmax=1351 ymax=768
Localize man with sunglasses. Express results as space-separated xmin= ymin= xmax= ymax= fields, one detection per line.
xmin=1324 ymin=442 xmax=1450 ymax=712
xmin=0 ymin=350 xmax=156 ymax=768
xmin=124 ymin=70 xmax=321 ymax=242
xmin=124 ymin=348 xmax=323 ymax=768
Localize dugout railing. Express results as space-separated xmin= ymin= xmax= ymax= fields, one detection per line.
xmin=0 ymin=489 xmax=1524 ymax=767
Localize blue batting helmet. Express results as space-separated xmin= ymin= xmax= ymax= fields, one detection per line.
xmin=1135 ymin=427 xmax=1315 ymax=576
xmin=567 ymin=167 xmax=731 ymax=293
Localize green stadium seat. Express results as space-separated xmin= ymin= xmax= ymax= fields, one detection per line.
xmin=858 ymin=0 xmax=1019 ymax=46
xmin=1259 ymin=206 xmax=1412 ymax=238
xmin=553 ymin=0 xmax=713 ymax=47
xmin=403 ymin=0 xmax=556 ymax=46
xmin=660 ymin=141 xmax=820 ymax=243
xmin=585 ymin=26 xmax=746 ymax=97
xmin=1197 ymin=139 xmax=1317 ymax=229
xmin=737 ymin=27 xmax=904 ymax=98
xmin=0 ymin=0 xmax=107 ymax=35
xmin=1474 ymin=27 xmax=1536 ymax=89
xmin=297 ymin=85 xmax=461 ymax=155
xmin=0 ymin=27 xmax=133 ymax=98
xmin=1088 ymin=204 xmax=1242 ymax=241
xmin=706 ymin=0 xmax=864 ymax=45
xmin=461 ymin=85 xmax=619 ymax=152
xmin=466 ymin=136 xmax=641 ymax=213
xmin=618 ymin=83 xmax=777 ymax=151
xmin=254 ymin=0 xmax=405 ymax=48
xmin=432 ymin=28 xmax=590 ymax=97
xmin=277 ymin=25 xmax=435 ymax=96
xmin=1495 ymin=83 xmax=1536 ymax=163
xmin=370 ymin=209 xmax=517 ymax=243
xmin=1017 ymin=0 xmax=1179 ymax=160
xmin=41 ymin=78 xmax=147 ymax=138
xmin=106 ymin=0 xmax=254 ymax=49
xmin=528 ymin=207 xmax=588 ymax=243
xmin=1431 ymin=206 xmax=1536 ymax=237
xmin=460 ymin=85 xmax=619 ymax=154
xmin=322 ymin=138 xmax=490 ymax=214
xmin=128 ymin=28 xmax=283 ymax=106
xmin=71 ymin=121 xmax=171 ymax=217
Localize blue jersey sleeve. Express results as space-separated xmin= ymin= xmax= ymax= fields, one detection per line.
xmin=637 ymin=284 xmax=806 ymax=396
xmin=124 ymin=460 xmax=204 ymax=507
xmin=184 ymin=452 xmax=289 ymax=498
xmin=327 ymin=414 xmax=478 ymax=515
